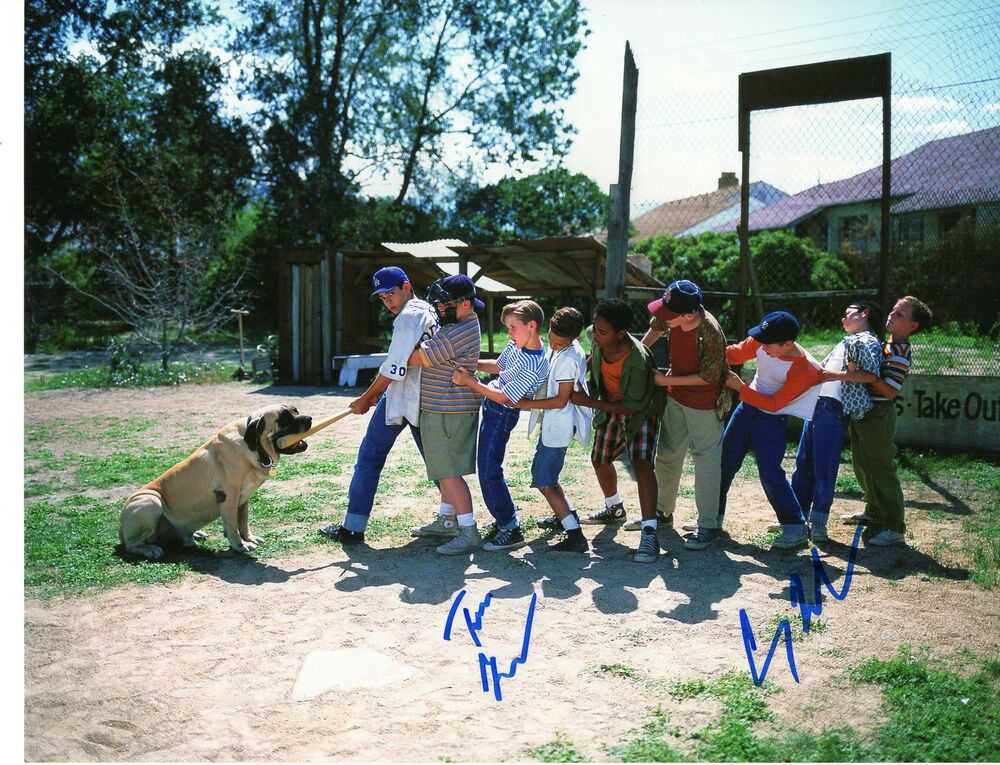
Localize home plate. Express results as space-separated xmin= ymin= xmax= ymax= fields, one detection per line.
xmin=291 ymin=648 xmax=417 ymax=701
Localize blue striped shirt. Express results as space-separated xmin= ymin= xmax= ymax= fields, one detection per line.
xmin=418 ymin=315 xmax=482 ymax=412
xmin=491 ymin=341 xmax=548 ymax=406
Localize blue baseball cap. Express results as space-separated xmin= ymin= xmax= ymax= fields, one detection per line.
xmin=369 ymin=266 xmax=409 ymax=302
xmin=749 ymin=310 xmax=800 ymax=344
xmin=647 ymin=279 xmax=703 ymax=320
xmin=438 ymin=274 xmax=485 ymax=309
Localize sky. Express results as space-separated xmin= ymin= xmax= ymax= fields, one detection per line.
xmin=559 ymin=0 xmax=1000 ymax=210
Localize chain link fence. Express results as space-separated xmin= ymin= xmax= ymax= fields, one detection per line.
xmin=626 ymin=0 xmax=1000 ymax=376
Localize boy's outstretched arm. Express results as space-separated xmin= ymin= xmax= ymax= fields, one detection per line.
xmin=452 ymin=367 xmax=511 ymax=405
xmin=570 ymin=389 xmax=635 ymax=415
xmin=516 ymin=380 xmax=573 ymax=410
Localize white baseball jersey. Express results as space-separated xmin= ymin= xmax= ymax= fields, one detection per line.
xmin=381 ymin=297 xmax=438 ymax=426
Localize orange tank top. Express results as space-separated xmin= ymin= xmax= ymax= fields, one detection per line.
xmin=600 ymin=353 xmax=626 ymax=401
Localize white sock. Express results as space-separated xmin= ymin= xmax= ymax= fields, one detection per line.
xmin=641 ymin=519 xmax=658 ymax=532
xmin=457 ymin=513 xmax=477 ymax=528
xmin=604 ymin=493 xmax=622 ymax=507
xmin=439 ymin=503 xmax=456 ymax=517
xmin=561 ymin=514 xmax=581 ymax=532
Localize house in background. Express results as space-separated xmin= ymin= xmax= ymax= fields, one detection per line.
xmin=736 ymin=125 xmax=1000 ymax=251
xmin=626 ymin=172 xmax=788 ymax=244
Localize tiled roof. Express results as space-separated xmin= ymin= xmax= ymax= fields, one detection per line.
xmin=628 ymin=181 xmax=787 ymax=242
xmin=740 ymin=125 xmax=1000 ymax=231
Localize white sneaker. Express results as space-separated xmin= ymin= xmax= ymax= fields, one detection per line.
xmin=841 ymin=512 xmax=873 ymax=525
xmin=410 ymin=514 xmax=459 ymax=538
xmin=436 ymin=525 xmax=483 ymax=555
xmin=867 ymin=529 xmax=906 ymax=547
xmin=809 ymin=524 xmax=830 ymax=543
xmin=625 ymin=512 xmax=671 ymax=531
xmin=771 ymin=525 xmax=809 ymax=550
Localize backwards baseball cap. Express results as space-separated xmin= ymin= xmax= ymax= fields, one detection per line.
xmin=369 ymin=266 xmax=409 ymax=302
xmin=434 ymin=274 xmax=485 ymax=309
xmin=647 ymin=279 xmax=703 ymax=321
xmin=748 ymin=310 xmax=800 ymax=344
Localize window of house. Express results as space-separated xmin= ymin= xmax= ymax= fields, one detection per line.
xmin=939 ymin=207 xmax=976 ymax=234
xmin=892 ymin=216 xmax=924 ymax=248
xmin=838 ymin=215 xmax=874 ymax=252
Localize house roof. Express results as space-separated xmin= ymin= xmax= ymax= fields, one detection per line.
xmin=741 ymin=125 xmax=1000 ymax=231
xmin=627 ymin=181 xmax=787 ymax=242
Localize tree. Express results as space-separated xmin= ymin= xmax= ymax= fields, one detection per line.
xmin=25 ymin=0 xmax=255 ymax=351
xmin=53 ymin=154 xmax=248 ymax=368
xmin=450 ymin=168 xmax=607 ymax=243
xmin=235 ymin=0 xmax=588 ymax=248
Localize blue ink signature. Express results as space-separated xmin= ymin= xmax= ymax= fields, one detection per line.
xmin=739 ymin=525 xmax=863 ymax=686
xmin=443 ymin=589 xmax=538 ymax=701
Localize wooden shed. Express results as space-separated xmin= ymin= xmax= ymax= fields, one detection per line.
xmin=277 ymin=237 xmax=663 ymax=385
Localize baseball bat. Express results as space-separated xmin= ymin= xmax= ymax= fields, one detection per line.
xmin=276 ymin=408 xmax=353 ymax=449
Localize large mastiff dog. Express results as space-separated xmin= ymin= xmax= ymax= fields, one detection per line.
xmin=120 ymin=404 xmax=312 ymax=559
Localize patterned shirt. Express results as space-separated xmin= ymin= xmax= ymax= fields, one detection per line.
xmin=418 ymin=314 xmax=482 ymax=412
xmin=870 ymin=340 xmax=912 ymax=402
xmin=490 ymin=340 xmax=548 ymax=406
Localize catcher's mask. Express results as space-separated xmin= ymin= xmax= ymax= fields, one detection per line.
xmin=426 ymin=279 xmax=464 ymax=325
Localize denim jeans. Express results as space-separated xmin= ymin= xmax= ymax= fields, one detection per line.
xmin=791 ymin=396 xmax=848 ymax=526
xmin=342 ymin=394 xmax=427 ymax=533
xmin=478 ymin=398 xmax=521 ymax=529
xmin=719 ymin=402 xmax=806 ymax=526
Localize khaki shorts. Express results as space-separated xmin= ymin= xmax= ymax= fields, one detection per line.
xmin=419 ymin=410 xmax=478 ymax=480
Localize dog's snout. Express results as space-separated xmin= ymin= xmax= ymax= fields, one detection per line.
xmin=298 ymin=416 xmax=312 ymax=432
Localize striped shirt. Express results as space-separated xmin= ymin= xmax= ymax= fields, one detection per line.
xmin=870 ymin=341 xmax=912 ymax=402
xmin=418 ymin=314 xmax=482 ymax=412
xmin=490 ymin=340 xmax=548 ymax=406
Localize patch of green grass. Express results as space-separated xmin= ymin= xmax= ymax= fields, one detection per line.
xmin=592 ymin=662 xmax=640 ymax=680
xmin=25 ymin=360 xmax=238 ymax=391
xmin=24 ymin=482 xmax=58 ymax=498
xmin=962 ymin=497 xmax=999 ymax=590
xmin=24 ymin=496 xmax=191 ymax=596
xmin=23 ymin=483 xmax=358 ymax=595
xmin=759 ymin=614 xmax=828 ymax=643
xmin=605 ymin=707 xmax=685 ymax=763
xmin=272 ymin=453 xmax=353 ymax=478
xmin=898 ymin=450 xmax=1000 ymax=493
xmin=527 ymin=733 xmax=591 ymax=763
xmin=850 ymin=645 xmax=1000 ymax=761
xmin=73 ymin=448 xmax=191 ymax=488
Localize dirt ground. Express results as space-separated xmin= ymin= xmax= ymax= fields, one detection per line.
xmin=22 ymin=382 xmax=999 ymax=762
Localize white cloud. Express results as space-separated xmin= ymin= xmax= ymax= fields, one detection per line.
xmin=983 ymin=103 xmax=1000 ymax=113
xmin=900 ymin=120 xmax=970 ymax=137
xmin=894 ymin=95 xmax=964 ymax=113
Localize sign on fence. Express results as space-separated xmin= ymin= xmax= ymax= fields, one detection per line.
xmin=895 ymin=374 xmax=1000 ymax=452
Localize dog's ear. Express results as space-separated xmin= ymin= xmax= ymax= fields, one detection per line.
xmin=243 ymin=416 xmax=261 ymax=452
xmin=255 ymin=411 xmax=281 ymax=466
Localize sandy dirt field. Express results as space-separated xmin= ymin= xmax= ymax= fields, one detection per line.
xmin=23 ymin=382 xmax=999 ymax=762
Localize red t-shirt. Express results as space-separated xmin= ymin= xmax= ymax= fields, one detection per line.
xmin=668 ymin=325 xmax=720 ymax=410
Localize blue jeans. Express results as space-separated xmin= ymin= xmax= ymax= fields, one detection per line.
xmin=791 ymin=396 xmax=848 ymax=526
xmin=719 ymin=402 xmax=806 ymax=526
xmin=342 ymin=395 xmax=427 ymax=533
xmin=478 ymin=398 xmax=521 ymax=529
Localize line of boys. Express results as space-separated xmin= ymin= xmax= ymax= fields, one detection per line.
xmin=321 ymin=265 xmax=931 ymax=559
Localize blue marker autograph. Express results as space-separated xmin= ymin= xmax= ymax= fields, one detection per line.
xmin=443 ymin=590 xmax=538 ymax=701
xmin=739 ymin=525 xmax=863 ymax=686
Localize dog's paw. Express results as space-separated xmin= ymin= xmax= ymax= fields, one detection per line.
xmin=192 ymin=530 xmax=208 ymax=541
xmin=245 ymin=533 xmax=264 ymax=546
xmin=127 ymin=544 xmax=164 ymax=560
xmin=229 ymin=540 xmax=258 ymax=554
